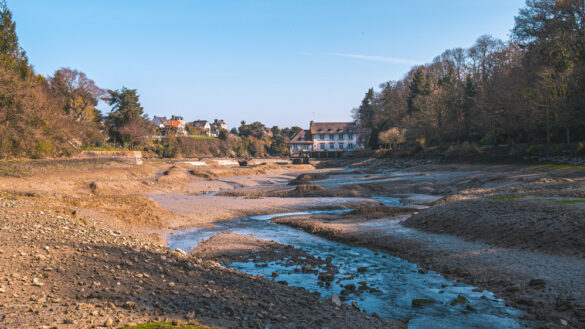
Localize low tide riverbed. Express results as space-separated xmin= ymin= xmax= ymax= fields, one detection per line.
xmin=168 ymin=209 xmax=526 ymax=329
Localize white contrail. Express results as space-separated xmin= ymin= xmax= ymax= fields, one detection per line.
xmin=329 ymin=53 xmax=422 ymax=65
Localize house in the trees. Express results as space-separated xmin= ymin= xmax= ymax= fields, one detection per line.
xmin=214 ymin=119 xmax=228 ymax=131
xmin=288 ymin=121 xmax=370 ymax=155
xmin=209 ymin=119 xmax=228 ymax=137
xmin=163 ymin=115 xmax=187 ymax=136
xmin=192 ymin=120 xmax=212 ymax=136
xmin=152 ymin=116 xmax=168 ymax=129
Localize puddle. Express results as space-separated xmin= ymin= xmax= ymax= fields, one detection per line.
xmin=168 ymin=210 xmax=526 ymax=329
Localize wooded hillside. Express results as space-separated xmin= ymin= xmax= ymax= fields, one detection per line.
xmin=353 ymin=0 xmax=584 ymax=151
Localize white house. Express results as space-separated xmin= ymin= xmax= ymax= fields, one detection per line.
xmin=288 ymin=122 xmax=370 ymax=154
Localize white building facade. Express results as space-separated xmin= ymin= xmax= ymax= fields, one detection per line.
xmin=288 ymin=122 xmax=369 ymax=155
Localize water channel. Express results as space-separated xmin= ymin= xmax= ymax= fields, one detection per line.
xmin=168 ymin=204 xmax=527 ymax=329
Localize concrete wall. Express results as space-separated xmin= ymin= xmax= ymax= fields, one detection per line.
xmin=77 ymin=151 xmax=143 ymax=165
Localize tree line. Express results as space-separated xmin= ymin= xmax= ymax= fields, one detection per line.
xmin=353 ymin=0 xmax=585 ymax=152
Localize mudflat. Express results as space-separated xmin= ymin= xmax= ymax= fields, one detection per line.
xmin=1 ymin=157 xmax=585 ymax=328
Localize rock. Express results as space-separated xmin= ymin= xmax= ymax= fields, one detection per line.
xmin=412 ymin=299 xmax=434 ymax=307
xmin=318 ymin=272 xmax=334 ymax=282
xmin=32 ymin=278 xmax=43 ymax=287
xmin=171 ymin=319 xmax=182 ymax=326
xmin=351 ymin=301 xmax=360 ymax=310
xmin=271 ymin=271 xmax=279 ymax=277
xmin=301 ymin=264 xmax=312 ymax=273
xmin=506 ymin=285 xmax=521 ymax=293
xmin=103 ymin=318 xmax=114 ymax=327
xmin=175 ymin=248 xmax=187 ymax=256
xmin=450 ymin=295 xmax=469 ymax=306
xmin=357 ymin=267 xmax=368 ymax=273
xmin=344 ymin=283 xmax=356 ymax=292
xmin=516 ymin=298 xmax=536 ymax=306
xmin=121 ymin=301 xmax=137 ymax=309
xmin=331 ymin=293 xmax=342 ymax=307
xmin=528 ymin=279 xmax=546 ymax=289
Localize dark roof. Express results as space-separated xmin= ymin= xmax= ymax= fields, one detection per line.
xmin=152 ymin=116 xmax=167 ymax=126
xmin=192 ymin=120 xmax=210 ymax=128
xmin=288 ymin=130 xmax=313 ymax=144
xmin=311 ymin=122 xmax=357 ymax=134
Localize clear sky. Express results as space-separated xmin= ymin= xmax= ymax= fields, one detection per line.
xmin=10 ymin=0 xmax=526 ymax=129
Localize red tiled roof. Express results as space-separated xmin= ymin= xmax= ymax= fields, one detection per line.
xmin=164 ymin=120 xmax=183 ymax=128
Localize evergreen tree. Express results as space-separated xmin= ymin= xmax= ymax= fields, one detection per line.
xmin=407 ymin=68 xmax=430 ymax=114
xmin=0 ymin=1 xmax=29 ymax=77
xmin=105 ymin=88 xmax=147 ymax=126
xmin=354 ymin=88 xmax=376 ymax=128
xmin=105 ymin=87 xmax=153 ymax=147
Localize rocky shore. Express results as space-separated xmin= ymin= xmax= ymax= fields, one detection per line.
xmin=0 ymin=159 xmax=404 ymax=329
xmin=0 ymin=194 xmax=403 ymax=329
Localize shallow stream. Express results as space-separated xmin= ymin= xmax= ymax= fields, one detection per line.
xmin=168 ymin=207 xmax=526 ymax=329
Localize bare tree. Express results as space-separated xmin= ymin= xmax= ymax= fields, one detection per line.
xmin=49 ymin=68 xmax=104 ymax=122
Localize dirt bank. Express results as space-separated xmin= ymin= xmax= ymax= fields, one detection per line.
xmin=404 ymin=198 xmax=585 ymax=258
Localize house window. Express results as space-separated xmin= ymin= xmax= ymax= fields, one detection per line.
xmin=320 ymin=144 xmax=325 ymax=150
xmin=339 ymin=143 xmax=344 ymax=149
xmin=329 ymin=134 xmax=335 ymax=140
xmin=320 ymin=134 xmax=324 ymax=140
xmin=348 ymin=134 xmax=354 ymax=140
xmin=329 ymin=143 xmax=334 ymax=150
xmin=339 ymin=134 xmax=343 ymax=140
xmin=349 ymin=144 xmax=354 ymax=149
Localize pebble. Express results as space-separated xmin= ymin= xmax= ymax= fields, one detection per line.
xmin=103 ymin=318 xmax=114 ymax=327
xmin=331 ymin=293 xmax=342 ymax=307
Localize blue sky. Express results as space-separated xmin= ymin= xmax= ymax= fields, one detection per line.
xmin=10 ymin=0 xmax=526 ymax=128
